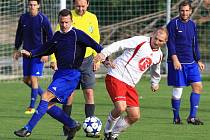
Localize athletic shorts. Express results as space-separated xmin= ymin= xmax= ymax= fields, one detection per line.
xmin=23 ymin=57 xmax=44 ymax=76
xmin=167 ymin=62 xmax=202 ymax=87
xmin=48 ymin=69 xmax=81 ymax=104
xmin=105 ymin=74 xmax=139 ymax=107
xmin=77 ymin=55 xmax=95 ymax=89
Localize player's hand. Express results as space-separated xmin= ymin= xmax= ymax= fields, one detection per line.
xmin=13 ymin=50 xmax=21 ymax=60
xmin=172 ymin=55 xmax=182 ymax=70
xmin=41 ymin=56 xmax=49 ymax=63
xmin=20 ymin=49 xmax=31 ymax=57
xmin=173 ymin=60 xmax=182 ymax=70
xmin=50 ymin=62 xmax=58 ymax=71
xmin=198 ymin=61 xmax=205 ymax=71
xmin=93 ymin=62 xmax=101 ymax=71
xmin=94 ymin=53 xmax=106 ymax=64
xmin=151 ymin=84 xmax=159 ymax=92
xmin=103 ymin=58 xmax=115 ymax=69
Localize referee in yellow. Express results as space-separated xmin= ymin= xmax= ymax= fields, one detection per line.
xmin=50 ymin=0 xmax=100 ymax=138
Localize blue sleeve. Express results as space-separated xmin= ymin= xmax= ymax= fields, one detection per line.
xmin=193 ymin=24 xmax=201 ymax=61
xmin=15 ymin=15 xmax=23 ymax=50
xmin=42 ymin=15 xmax=53 ymax=43
xmin=76 ymin=30 xmax=103 ymax=53
xmin=167 ymin=21 xmax=177 ymax=58
xmin=31 ymin=40 xmax=56 ymax=58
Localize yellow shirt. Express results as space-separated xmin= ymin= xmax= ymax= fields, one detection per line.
xmin=50 ymin=10 xmax=100 ymax=62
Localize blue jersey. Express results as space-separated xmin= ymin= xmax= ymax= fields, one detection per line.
xmin=15 ymin=12 xmax=53 ymax=51
xmin=167 ymin=17 xmax=200 ymax=63
xmin=31 ymin=27 xmax=103 ymax=69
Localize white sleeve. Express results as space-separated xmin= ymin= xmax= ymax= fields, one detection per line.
xmin=150 ymin=63 xmax=161 ymax=86
xmin=101 ymin=36 xmax=140 ymax=57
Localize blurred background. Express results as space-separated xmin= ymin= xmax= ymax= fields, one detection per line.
xmin=0 ymin=0 xmax=209 ymax=82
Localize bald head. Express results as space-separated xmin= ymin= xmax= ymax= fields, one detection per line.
xmin=151 ymin=27 xmax=168 ymax=49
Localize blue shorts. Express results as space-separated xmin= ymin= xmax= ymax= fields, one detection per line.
xmin=77 ymin=55 xmax=95 ymax=89
xmin=48 ymin=69 xmax=81 ymax=104
xmin=23 ymin=57 xmax=44 ymax=76
xmin=167 ymin=62 xmax=201 ymax=87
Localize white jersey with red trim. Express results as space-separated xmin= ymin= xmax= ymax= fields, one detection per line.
xmin=101 ymin=36 xmax=162 ymax=87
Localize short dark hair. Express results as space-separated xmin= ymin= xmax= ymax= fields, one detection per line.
xmin=58 ymin=9 xmax=72 ymax=20
xmin=179 ymin=0 xmax=192 ymax=11
xmin=28 ymin=0 xmax=40 ymax=4
xmin=73 ymin=0 xmax=89 ymax=3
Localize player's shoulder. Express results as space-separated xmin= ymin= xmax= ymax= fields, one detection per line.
xmin=72 ymin=27 xmax=87 ymax=36
xmin=167 ymin=17 xmax=179 ymax=26
xmin=85 ymin=11 xmax=98 ymax=18
xmin=38 ymin=12 xmax=50 ymax=21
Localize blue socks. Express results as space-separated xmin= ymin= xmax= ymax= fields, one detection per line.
xmin=29 ymin=88 xmax=38 ymax=108
xmin=171 ymin=99 xmax=181 ymax=120
xmin=25 ymin=100 xmax=49 ymax=132
xmin=47 ymin=105 xmax=76 ymax=128
xmin=189 ymin=92 xmax=200 ymax=118
xmin=25 ymin=82 xmax=44 ymax=95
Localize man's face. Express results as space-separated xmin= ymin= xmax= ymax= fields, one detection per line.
xmin=151 ymin=30 xmax=167 ymax=50
xmin=179 ymin=5 xmax=192 ymax=22
xmin=74 ymin=0 xmax=89 ymax=16
xmin=28 ymin=1 xmax=39 ymax=16
xmin=59 ymin=15 xmax=72 ymax=33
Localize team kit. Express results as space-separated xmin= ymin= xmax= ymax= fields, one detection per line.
xmin=12 ymin=0 xmax=205 ymax=140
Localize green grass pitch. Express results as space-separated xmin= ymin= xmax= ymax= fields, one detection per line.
xmin=0 ymin=77 xmax=210 ymax=140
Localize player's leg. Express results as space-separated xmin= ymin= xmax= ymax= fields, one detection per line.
xmin=110 ymin=86 xmax=140 ymax=139
xmin=80 ymin=56 xmax=96 ymax=118
xmin=25 ymin=59 xmax=44 ymax=114
xmin=15 ymin=70 xmax=81 ymax=138
xmin=23 ymin=77 xmax=44 ymax=95
xmin=47 ymin=102 xmax=81 ymax=139
xmin=171 ymin=87 xmax=183 ymax=124
xmin=14 ymin=90 xmax=55 ymax=137
xmin=111 ymin=107 xmax=139 ymax=139
xmin=187 ymin=63 xmax=203 ymax=125
xmin=104 ymin=101 xmax=126 ymax=133
xmin=104 ymin=75 xmax=128 ymax=139
xmin=62 ymin=92 xmax=75 ymax=136
xmin=167 ymin=62 xmax=185 ymax=124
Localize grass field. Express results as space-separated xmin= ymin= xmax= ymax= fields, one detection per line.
xmin=0 ymin=76 xmax=210 ymax=140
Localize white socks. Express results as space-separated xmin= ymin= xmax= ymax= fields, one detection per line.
xmin=104 ymin=113 xmax=130 ymax=139
xmin=112 ymin=117 xmax=130 ymax=138
xmin=104 ymin=113 xmax=120 ymax=133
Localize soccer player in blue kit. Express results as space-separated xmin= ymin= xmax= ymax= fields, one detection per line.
xmin=13 ymin=0 xmax=53 ymax=114
xmin=14 ymin=9 xmax=103 ymax=140
xmin=167 ymin=0 xmax=205 ymax=125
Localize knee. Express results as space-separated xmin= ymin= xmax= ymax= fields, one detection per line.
xmin=84 ymin=89 xmax=94 ymax=101
xmin=115 ymin=105 xmax=127 ymax=114
xmin=192 ymin=83 xmax=203 ymax=93
xmin=41 ymin=91 xmax=54 ymax=102
xmin=127 ymin=114 xmax=140 ymax=124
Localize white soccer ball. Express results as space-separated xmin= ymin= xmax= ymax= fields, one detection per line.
xmin=82 ymin=116 xmax=102 ymax=135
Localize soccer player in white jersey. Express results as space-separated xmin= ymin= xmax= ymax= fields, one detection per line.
xmin=94 ymin=27 xmax=168 ymax=140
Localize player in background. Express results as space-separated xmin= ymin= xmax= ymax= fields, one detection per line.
xmin=14 ymin=9 xmax=103 ymax=140
xmin=13 ymin=0 xmax=53 ymax=114
xmin=167 ymin=0 xmax=205 ymax=125
xmin=50 ymin=0 xmax=101 ymax=137
xmin=94 ymin=28 xmax=168 ymax=140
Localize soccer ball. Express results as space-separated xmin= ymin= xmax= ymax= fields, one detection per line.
xmin=82 ymin=116 xmax=102 ymax=136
